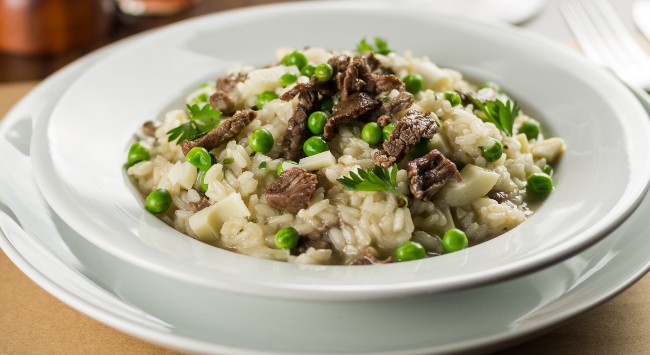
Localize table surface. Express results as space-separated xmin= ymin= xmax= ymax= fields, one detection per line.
xmin=1 ymin=0 xmax=650 ymax=353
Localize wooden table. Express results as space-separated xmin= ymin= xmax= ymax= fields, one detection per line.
xmin=1 ymin=0 xmax=649 ymax=353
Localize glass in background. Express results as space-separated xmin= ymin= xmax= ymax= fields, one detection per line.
xmin=115 ymin=0 xmax=198 ymax=16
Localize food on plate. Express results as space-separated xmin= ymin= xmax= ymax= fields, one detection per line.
xmin=126 ymin=38 xmax=565 ymax=265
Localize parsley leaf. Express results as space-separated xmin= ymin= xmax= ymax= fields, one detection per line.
xmin=337 ymin=164 xmax=407 ymax=207
xmin=469 ymin=97 xmax=520 ymax=137
xmin=356 ymin=37 xmax=392 ymax=55
xmin=166 ymin=104 xmax=222 ymax=145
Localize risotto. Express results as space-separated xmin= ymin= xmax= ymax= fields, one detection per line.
xmin=126 ymin=39 xmax=565 ymax=265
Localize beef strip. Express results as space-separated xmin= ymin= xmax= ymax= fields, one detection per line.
xmin=407 ymin=149 xmax=461 ymax=201
xmin=266 ymin=168 xmax=318 ymax=214
xmin=385 ymin=91 xmax=414 ymax=114
xmin=290 ymin=235 xmax=333 ymax=256
xmin=488 ymin=191 xmax=508 ymax=203
xmin=181 ymin=109 xmax=256 ymax=155
xmin=216 ymin=72 xmax=245 ymax=93
xmin=361 ymin=87 xmax=413 ymax=126
xmin=374 ymin=74 xmax=404 ymax=93
xmin=278 ymin=79 xmax=337 ymax=101
xmin=328 ymin=54 xmax=351 ymax=94
xmin=323 ymin=91 xmax=380 ymax=140
xmin=187 ymin=197 xmax=211 ymax=213
xmin=141 ymin=120 xmax=157 ymax=137
xmin=347 ymin=248 xmax=393 ymax=265
xmin=209 ymin=91 xmax=236 ymax=116
xmin=374 ymin=109 xmax=438 ymax=167
xmin=281 ymin=90 xmax=318 ymax=160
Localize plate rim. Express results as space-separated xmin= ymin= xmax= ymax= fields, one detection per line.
xmin=28 ymin=0 xmax=650 ymax=300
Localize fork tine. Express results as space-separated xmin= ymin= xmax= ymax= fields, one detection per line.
xmin=579 ymin=0 xmax=638 ymax=69
xmin=561 ymin=3 xmax=614 ymax=67
xmin=561 ymin=0 xmax=650 ymax=89
xmin=591 ymin=0 xmax=650 ymax=65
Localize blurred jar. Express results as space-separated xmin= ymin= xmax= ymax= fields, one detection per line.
xmin=0 ymin=0 xmax=115 ymax=55
xmin=116 ymin=0 xmax=196 ymax=16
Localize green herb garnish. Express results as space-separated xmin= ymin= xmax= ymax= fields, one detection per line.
xmin=356 ymin=37 xmax=392 ymax=55
xmin=222 ymin=157 xmax=234 ymax=165
xmin=166 ymin=104 xmax=222 ymax=145
xmin=337 ymin=164 xmax=407 ymax=207
xmin=258 ymin=161 xmax=267 ymax=170
xmin=469 ymin=97 xmax=520 ymax=137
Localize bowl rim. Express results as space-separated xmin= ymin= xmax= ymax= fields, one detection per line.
xmin=30 ymin=0 xmax=650 ymax=300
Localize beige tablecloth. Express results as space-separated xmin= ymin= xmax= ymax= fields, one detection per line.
xmin=1 ymin=81 xmax=649 ymax=354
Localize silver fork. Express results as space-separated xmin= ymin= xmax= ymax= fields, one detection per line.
xmin=561 ymin=0 xmax=650 ymax=90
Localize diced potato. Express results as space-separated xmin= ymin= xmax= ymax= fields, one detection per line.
xmin=168 ymin=161 xmax=197 ymax=190
xmin=430 ymin=134 xmax=453 ymax=157
xmin=299 ymin=151 xmax=336 ymax=171
xmin=514 ymin=133 xmax=530 ymax=154
xmin=436 ymin=164 xmax=500 ymax=207
xmin=531 ymin=138 xmax=565 ymax=163
xmin=188 ymin=193 xmax=251 ymax=243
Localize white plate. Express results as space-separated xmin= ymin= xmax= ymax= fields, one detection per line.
xmin=2 ymin=37 xmax=650 ymax=354
xmin=30 ymin=1 xmax=650 ymax=300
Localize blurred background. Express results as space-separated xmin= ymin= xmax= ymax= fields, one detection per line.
xmin=0 ymin=0 xmax=283 ymax=82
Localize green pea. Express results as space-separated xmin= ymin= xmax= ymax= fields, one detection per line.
xmin=197 ymin=170 xmax=209 ymax=192
xmin=527 ymin=173 xmax=554 ymax=197
xmin=481 ymin=138 xmax=503 ymax=163
xmin=382 ymin=123 xmax=395 ymax=141
xmin=542 ymin=164 xmax=554 ymax=177
xmin=410 ymin=138 xmax=433 ymax=158
xmin=257 ymin=91 xmax=278 ymax=109
xmin=442 ymin=228 xmax=468 ymax=253
xmin=278 ymin=72 xmax=298 ymax=86
xmin=395 ymin=241 xmax=426 ymax=262
xmin=277 ymin=160 xmax=298 ymax=176
xmin=361 ymin=122 xmax=382 ymax=145
xmin=248 ymin=128 xmax=274 ymax=153
xmin=145 ymin=188 xmax=171 ymax=214
xmin=444 ymin=92 xmax=462 ymax=106
xmin=518 ymin=118 xmax=541 ymax=140
xmin=308 ymin=111 xmax=328 ymax=135
xmin=314 ymin=63 xmax=333 ymax=82
xmin=303 ymin=136 xmax=329 ymax=156
xmin=403 ymin=73 xmax=424 ymax=95
xmin=186 ymin=147 xmax=212 ymax=172
xmin=301 ymin=64 xmax=316 ymax=77
xmin=280 ymin=51 xmax=308 ymax=70
xmin=127 ymin=142 xmax=150 ymax=167
xmin=320 ymin=96 xmax=335 ymax=112
xmin=274 ymin=227 xmax=300 ymax=249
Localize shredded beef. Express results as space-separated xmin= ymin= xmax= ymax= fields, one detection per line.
xmin=187 ymin=197 xmax=210 ymax=213
xmin=209 ymin=91 xmax=236 ymax=116
xmin=216 ymin=72 xmax=245 ymax=93
xmin=181 ymin=109 xmax=256 ymax=155
xmin=266 ymin=168 xmax=318 ymax=214
xmin=488 ymin=191 xmax=508 ymax=203
xmin=291 ymin=235 xmax=333 ymax=256
xmin=374 ymin=74 xmax=405 ymax=93
xmin=374 ymin=110 xmax=438 ymax=167
xmin=407 ymin=149 xmax=461 ymax=201
xmin=385 ymin=92 xmax=414 ymax=114
xmin=278 ymin=79 xmax=337 ymax=101
xmin=141 ymin=120 xmax=157 ymax=137
xmin=323 ymin=91 xmax=380 ymax=140
xmin=347 ymin=248 xmax=393 ymax=265
xmin=282 ymin=91 xmax=318 ymax=161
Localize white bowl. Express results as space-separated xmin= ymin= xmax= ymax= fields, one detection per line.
xmin=30 ymin=1 xmax=650 ymax=300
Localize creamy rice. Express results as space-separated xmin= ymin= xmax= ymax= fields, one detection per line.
xmin=127 ymin=45 xmax=565 ymax=265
